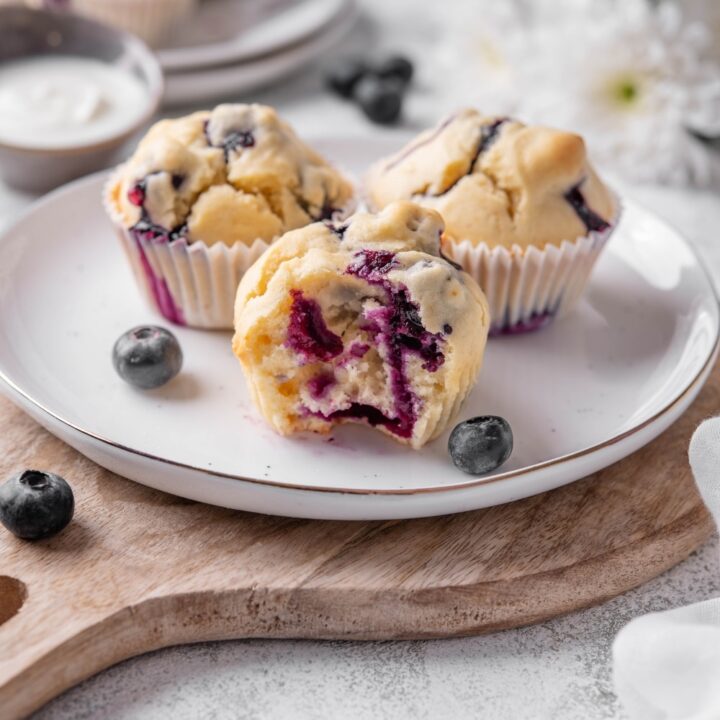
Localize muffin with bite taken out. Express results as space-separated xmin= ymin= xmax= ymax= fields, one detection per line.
xmin=232 ymin=201 xmax=490 ymax=449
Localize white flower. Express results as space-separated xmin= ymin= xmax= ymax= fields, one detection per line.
xmin=437 ymin=0 xmax=720 ymax=186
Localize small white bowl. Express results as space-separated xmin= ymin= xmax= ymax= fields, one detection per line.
xmin=0 ymin=6 xmax=163 ymax=193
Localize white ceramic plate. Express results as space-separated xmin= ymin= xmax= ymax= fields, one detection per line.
xmin=162 ymin=5 xmax=357 ymax=106
xmin=158 ymin=0 xmax=350 ymax=72
xmin=0 ymin=137 xmax=717 ymax=520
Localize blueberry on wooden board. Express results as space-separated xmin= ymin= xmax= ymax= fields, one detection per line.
xmin=113 ymin=325 xmax=183 ymax=389
xmin=0 ymin=470 xmax=74 ymax=540
xmin=448 ymin=416 xmax=513 ymax=475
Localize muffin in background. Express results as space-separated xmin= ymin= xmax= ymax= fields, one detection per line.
xmin=105 ymin=103 xmax=355 ymax=328
xmin=233 ymin=202 xmax=490 ymax=449
xmin=365 ymin=109 xmax=619 ymax=333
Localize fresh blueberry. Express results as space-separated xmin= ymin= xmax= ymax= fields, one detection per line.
xmin=325 ymin=57 xmax=367 ymax=98
xmin=374 ymin=55 xmax=414 ymax=84
xmin=0 ymin=470 xmax=74 ymax=540
xmin=354 ymin=76 xmax=404 ymax=125
xmin=448 ymin=416 xmax=513 ymax=475
xmin=113 ymin=325 xmax=183 ymax=389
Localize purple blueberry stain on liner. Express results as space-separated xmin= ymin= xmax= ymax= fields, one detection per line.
xmin=490 ymin=311 xmax=555 ymax=337
xmin=131 ymin=232 xmax=185 ymax=326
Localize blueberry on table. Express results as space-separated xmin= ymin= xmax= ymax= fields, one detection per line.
xmin=354 ymin=76 xmax=404 ymax=125
xmin=325 ymin=57 xmax=367 ymax=98
xmin=113 ymin=325 xmax=183 ymax=389
xmin=0 ymin=470 xmax=74 ymax=540
xmin=374 ymin=55 xmax=414 ymax=84
xmin=448 ymin=416 xmax=513 ymax=475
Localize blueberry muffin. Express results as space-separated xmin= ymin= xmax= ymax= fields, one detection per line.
xmin=105 ymin=103 xmax=354 ymax=328
xmin=232 ymin=202 xmax=490 ymax=448
xmin=366 ymin=109 xmax=619 ymax=333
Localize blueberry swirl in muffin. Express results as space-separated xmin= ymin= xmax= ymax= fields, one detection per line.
xmin=232 ymin=202 xmax=490 ymax=448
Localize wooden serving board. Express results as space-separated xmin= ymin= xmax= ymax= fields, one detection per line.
xmin=1 ymin=364 xmax=718 ymax=720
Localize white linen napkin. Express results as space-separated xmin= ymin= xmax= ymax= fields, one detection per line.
xmin=613 ymin=417 xmax=720 ymax=720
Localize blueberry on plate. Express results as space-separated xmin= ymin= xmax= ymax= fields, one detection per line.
xmin=448 ymin=416 xmax=513 ymax=475
xmin=0 ymin=470 xmax=74 ymax=540
xmin=374 ymin=55 xmax=414 ymax=84
xmin=113 ymin=325 xmax=183 ymax=389
xmin=325 ymin=57 xmax=367 ymax=98
xmin=354 ymin=75 xmax=404 ymax=125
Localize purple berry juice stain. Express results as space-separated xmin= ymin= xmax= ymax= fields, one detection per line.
xmin=307 ymin=371 xmax=337 ymax=399
xmin=286 ymin=290 xmax=344 ymax=362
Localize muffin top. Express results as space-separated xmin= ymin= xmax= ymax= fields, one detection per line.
xmin=365 ymin=108 xmax=617 ymax=250
xmin=106 ymin=103 xmax=354 ymax=247
xmin=233 ymin=202 xmax=489 ymax=447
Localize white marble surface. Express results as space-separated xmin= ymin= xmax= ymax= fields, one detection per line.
xmin=2 ymin=3 xmax=720 ymax=718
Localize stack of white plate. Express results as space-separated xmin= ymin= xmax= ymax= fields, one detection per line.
xmin=158 ymin=0 xmax=357 ymax=106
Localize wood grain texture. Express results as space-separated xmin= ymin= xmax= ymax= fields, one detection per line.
xmin=0 ymin=363 xmax=718 ymax=719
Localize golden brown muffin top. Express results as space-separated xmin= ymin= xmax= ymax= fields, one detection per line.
xmin=366 ymin=108 xmax=617 ymax=250
xmin=106 ymin=104 xmax=354 ymax=247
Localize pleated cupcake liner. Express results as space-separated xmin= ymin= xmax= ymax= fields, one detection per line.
xmin=446 ymin=201 xmax=622 ymax=335
xmin=114 ymin=225 xmax=271 ymax=329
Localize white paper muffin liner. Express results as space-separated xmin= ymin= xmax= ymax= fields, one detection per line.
xmin=114 ymin=225 xmax=270 ymax=329
xmin=64 ymin=0 xmax=197 ymax=47
xmin=446 ymin=201 xmax=622 ymax=335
